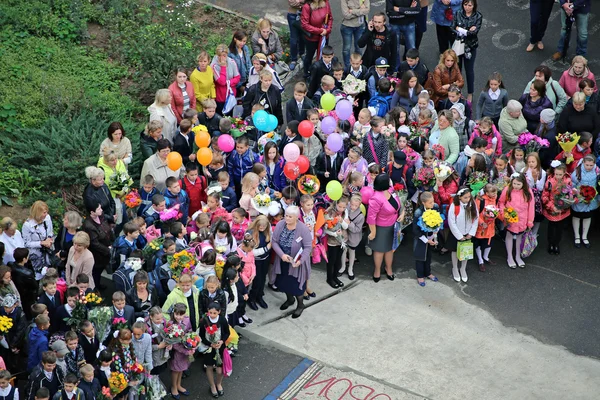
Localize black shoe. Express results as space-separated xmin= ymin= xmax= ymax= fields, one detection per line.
xmin=257 ymin=298 xmax=268 ymax=309
xmin=237 ymin=321 xmax=247 ymax=328
xmin=303 ymin=294 xmax=310 ymax=300
xmin=327 ymin=279 xmax=340 ymax=289
xmin=337 ymin=269 xmax=345 ymax=277
xmin=291 ymin=307 xmax=304 ymax=319
xmin=248 ymin=301 xmax=258 ymax=311
xmin=373 ymin=276 xmax=380 ymax=283
xmin=217 ymin=389 xmax=224 ymax=397
xmin=555 ymin=245 xmax=560 ymax=255
xmin=583 ymin=240 xmax=591 ymax=249
xmin=280 ymin=300 xmax=294 ymax=310
xmin=348 ymin=273 xmax=355 ymax=280
xmin=386 ymin=273 xmax=395 ymax=281
xmin=548 ymin=245 xmax=554 ymax=254
xmin=242 ymin=315 xmax=253 ymax=324
xmin=333 ymin=277 xmax=344 ymax=287
xmin=575 ymin=239 xmax=582 ymax=248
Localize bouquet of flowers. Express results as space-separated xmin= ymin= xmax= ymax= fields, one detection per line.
xmin=388 ymin=76 xmax=401 ymax=91
xmin=393 ymin=182 xmax=408 ymax=204
xmin=164 ymin=322 xmax=186 ymax=345
xmin=205 ymin=324 xmax=223 ymax=366
xmin=412 ymin=167 xmax=436 ymax=189
xmin=518 ymin=132 xmax=550 ymax=154
xmin=192 ymin=124 xmax=209 ymax=136
xmin=352 ymin=123 xmax=369 ymax=144
xmin=433 ymin=162 xmax=453 ymax=181
xmin=482 ymin=205 xmax=499 ymax=221
xmin=230 ymin=117 xmax=253 ymax=138
xmin=341 ymin=74 xmax=366 ymax=95
xmin=160 ymin=204 xmax=181 ymax=222
xmin=431 ymin=144 xmax=445 ymax=160
xmin=112 ymin=317 xmax=129 ymax=332
xmin=257 ymin=131 xmax=281 ymax=154
xmin=168 ymin=249 xmax=197 ymax=281
xmin=416 ymin=209 xmax=445 ymax=233
xmin=89 ymin=306 xmax=113 ymax=343
xmin=578 ymin=185 xmax=598 ymax=204
xmin=554 ymin=183 xmax=578 ymax=211
xmin=145 ymin=225 xmax=162 ymax=242
xmin=253 ymin=193 xmax=271 ymax=207
xmin=97 ymin=387 xmax=113 ymax=400
xmin=85 ymin=292 xmax=103 ymax=308
xmin=215 ymin=253 xmax=226 ymax=280
xmin=130 ymin=362 xmax=145 ymax=381
xmin=298 ymin=175 xmax=320 ymax=195
xmin=503 ymin=207 xmax=519 ymax=224
xmin=0 ymin=315 xmax=13 ymax=334
xmin=142 ymin=237 xmax=164 ymax=261
xmin=183 ymin=332 xmax=201 ymax=350
xmin=556 ymin=132 xmax=580 ymax=164
xmin=64 ymin=290 xmax=88 ymax=328
xmin=404 ymin=148 xmax=420 ymax=169
xmin=145 ymin=375 xmax=168 ymax=400
xmin=124 ymin=189 xmax=142 ymax=209
xmin=109 ymin=372 xmax=129 ymax=395
xmin=466 ymin=171 xmax=489 ymax=196
xmin=109 ymin=170 xmax=133 ymax=194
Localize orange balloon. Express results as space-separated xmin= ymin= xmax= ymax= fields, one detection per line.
xmin=166 ymin=152 xmax=183 ymax=171
xmin=195 ymin=130 xmax=210 ymax=148
xmin=197 ymin=148 xmax=213 ymax=166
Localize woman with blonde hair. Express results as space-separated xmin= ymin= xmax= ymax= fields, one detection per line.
xmin=65 ymin=231 xmax=95 ymax=289
xmin=431 ymin=49 xmax=465 ymax=105
xmin=140 ymin=119 xmax=163 ymax=160
xmin=210 ymin=44 xmax=241 ymax=115
xmin=0 ymin=217 xmax=24 ymax=264
xmin=22 ymin=201 xmax=54 ymax=279
xmin=251 ymin=19 xmax=284 ymax=64
xmin=148 ymin=88 xmax=177 ymax=143
xmin=189 ymin=51 xmax=216 ymax=112
xmin=559 ymin=55 xmax=597 ymax=98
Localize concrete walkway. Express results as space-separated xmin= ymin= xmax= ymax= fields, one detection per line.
xmin=246 ymin=277 xmax=600 ymax=400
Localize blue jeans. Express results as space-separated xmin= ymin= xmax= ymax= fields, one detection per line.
xmin=340 ymin=24 xmax=365 ymax=67
xmin=287 ymin=13 xmax=305 ymax=62
xmin=458 ymin=47 xmax=477 ymax=95
xmin=557 ymin=11 xmax=588 ymax=56
xmin=388 ymin=23 xmax=416 ymax=68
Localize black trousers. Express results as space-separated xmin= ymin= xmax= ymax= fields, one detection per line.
xmin=415 ymin=248 xmax=432 ymax=278
xmin=435 ymin=24 xmax=454 ymax=54
xmin=249 ymin=258 xmax=269 ymax=301
xmin=326 ymin=245 xmax=343 ymax=281
xmin=304 ymin=40 xmax=320 ymax=78
xmin=548 ymin=219 xmax=565 ymax=246
xmin=530 ymin=0 xmax=554 ymax=44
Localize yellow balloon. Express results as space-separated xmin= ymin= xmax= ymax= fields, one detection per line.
xmin=166 ymin=152 xmax=183 ymax=171
xmin=360 ymin=204 xmax=366 ymax=216
xmin=197 ymin=148 xmax=213 ymax=166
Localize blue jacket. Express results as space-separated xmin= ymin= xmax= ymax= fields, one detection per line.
xmin=136 ymin=234 xmax=147 ymax=250
xmin=571 ymin=164 xmax=599 ymax=212
xmin=113 ymin=235 xmax=137 ymax=265
xmin=78 ymin=378 xmax=101 ymax=400
xmin=430 ymin=0 xmax=462 ymax=26
xmin=221 ymin=186 xmax=238 ymax=212
xmin=163 ymin=188 xmax=190 ymax=225
xmin=27 ymin=327 xmax=49 ymax=372
xmin=264 ymin=157 xmax=287 ymax=192
xmin=229 ymin=45 xmax=252 ymax=86
xmin=560 ymin=0 xmax=591 ymax=14
xmin=138 ymin=187 xmax=159 ymax=216
xmin=227 ymin=149 xmax=259 ymax=186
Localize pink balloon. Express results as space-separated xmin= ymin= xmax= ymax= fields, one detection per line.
xmin=335 ymin=99 xmax=353 ymax=121
xmin=326 ymin=133 xmax=343 ymax=153
xmin=217 ymin=134 xmax=235 ymax=153
xmin=283 ymin=143 xmax=300 ymax=162
xmin=360 ymin=186 xmax=374 ymax=205
xmin=321 ymin=116 xmax=337 ymax=135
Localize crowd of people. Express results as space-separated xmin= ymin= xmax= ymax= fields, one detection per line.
xmin=0 ymin=0 xmax=598 ymax=399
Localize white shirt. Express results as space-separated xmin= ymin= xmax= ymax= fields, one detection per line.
xmin=0 ymin=231 xmax=24 ymax=264
xmin=0 ymin=385 xmax=18 ymax=399
xmin=43 ymin=370 xmax=53 ymax=381
xmin=488 ymin=88 xmax=500 ymax=100
xmin=65 ymin=304 xmax=74 ymax=316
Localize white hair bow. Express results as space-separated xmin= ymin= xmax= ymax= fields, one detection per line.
xmin=550 ymin=160 xmax=562 ymax=168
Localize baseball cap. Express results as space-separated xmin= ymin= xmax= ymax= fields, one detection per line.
xmin=51 ymin=340 xmax=69 ymax=358
xmin=375 ymin=57 xmax=389 ymax=68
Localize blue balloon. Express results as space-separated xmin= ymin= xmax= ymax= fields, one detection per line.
xmin=266 ymin=114 xmax=279 ymax=132
xmin=253 ymin=110 xmax=269 ymax=131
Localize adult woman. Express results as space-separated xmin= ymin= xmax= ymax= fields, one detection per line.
xmin=22 ymin=201 xmax=54 ymax=280
xmin=211 ymin=44 xmax=241 ymax=115
xmin=431 ymin=49 xmax=464 ymax=105
xmin=246 ymin=53 xmax=284 ymax=92
xmin=82 ymin=167 xmax=116 ymax=224
xmin=251 ymin=19 xmax=284 ymax=65
xmin=0 ymin=217 xmax=24 ymax=264
xmin=527 ymin=0 xmax=553 ymax=52
xmin=519 ymin=80 xmax=553 ymax=132
xmin=65 ymin=232 xmax=95 ymax=289
xmin=301 ymin=0 xmax=333 ymax=78
xmin=140 ymin=120 xmax=163 ymax=161
xmin=82 ymin=201 xmax=114 ymax=289
xmin=242 ymin=69 xmax=284 ymax=125
xmin=432 ymin=110 xmax=460 ymax=164
xmin=54 ymin=211 xmax=82 ymax=270
xmin=287 ymin=0 xmax=306 ymax=71
xmin=451 ymin=0 xmax=482 ymax=102
xmin=391 ymin=70 xmax=423 ymax=109
xmin=8 ymin=248 xmax=37 ymax=318
xmin=272 ymin=206 xmax=312 ymax=319
xmin=148 ymin=89 xmax=177 ymax=144
xmin=522 ymin=65 xmax=568 ymax=114
xmin=498 ymin=100 xmax=528 ymax=155
xmin=367 ymin=174 xmax=404 ymax=282
xmin=0 ymin=265 xmax=20 ymax=303
xmin=431 ymin=0 xmax=462 ymax=54
xmin=140 ymin=139 xmax=179 ymax=192
xmin=189 ymin=51 xmax=216 ymax=112
xmin=168 ymin=68 xmax=196 ymax=124
xmin=535 ymin=109 xmax=558 ymax=169
xmin=98 ymin=150 xmax=133 ymax=228
xmin=557 ymin=92 xmax=600 ymax=138
xmin=99 ymin=122 xmax=132 ymax=168
xmin=126 ymin=271 xmax=158 ymax=319
xmin=228 ymin=31 xmax=253 ymax=94
xmin=559 ymin=56 xmax=597 ymax=98
xmin=340 ymin=0 xmax=369 ymax=67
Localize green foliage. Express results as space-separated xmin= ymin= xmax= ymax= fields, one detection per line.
xmin=0 ymin=104 xmax=20 ymax=134
xmin=0 ymin=155 xmax=41 ymax=206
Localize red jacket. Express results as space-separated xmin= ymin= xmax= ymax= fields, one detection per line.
xmin=301 ymin=1 xmax=333 ymax=42
xmin=169 ymin=81 xmax=197 ymax=123
xmin=434 ymin=178 xmax=459 ymax=207
xmin=555 ymin=145 xmax=591 ymax=174
xmin=180 ymin=176 xmax=207 ymax=217
xmin=541 ymin=175 xmax=572 ymax=222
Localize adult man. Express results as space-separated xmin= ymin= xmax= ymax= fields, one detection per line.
xmin=553 ymin=0 xmax=590 ymax=60
xmin=386 ymin=0 xmax=420 ymax=69
xmin=357 ymin=12 xmax=398 ymax=73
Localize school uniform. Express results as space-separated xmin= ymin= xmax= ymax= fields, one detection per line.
xmin=285 ymin=97 xmax=314 ymax=124
xmin=112 ymin=305 xmax=135 ymax=327
xmin=172 ymin=131 xmax=196 ymax=166
xmin=308 ymin=57 xmax=339 ymax=97
xmin=38 ymin=291 xmax=62 ymax=330
xmin=278 ymin=134 xmax=304 ymax=155
xmin=52 ymin=304 xmax=75 ymax=334
xmin=314 ymin=152 xmax=343 ymax=191
xmin=78 ymin=332 xmax=100 ymax=365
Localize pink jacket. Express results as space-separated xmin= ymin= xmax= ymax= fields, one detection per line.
xmin=559 ymin=67 xmax=596 ymax=98
xmin=237 ymin=247 xmax=256 ymax=286
xmin=211 ymin=60 xmax=241 ymax=103
xmin=366 ymin=191 xmax=400 ymax=227
xmin=169 ymin=81 xmax=197 ymax=123
xmin=498 ymin=187 xmax=535 ymax=233
xmin=469 ymin=123 xmax=503 ymax=157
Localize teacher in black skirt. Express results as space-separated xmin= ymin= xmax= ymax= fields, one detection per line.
xmin=272 ymin=206 xmax=313 ymax=319
xmin=367 ymin=174 xmax=404 ymax=282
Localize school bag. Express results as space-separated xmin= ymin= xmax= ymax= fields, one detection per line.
xmin=368 ymin=94 xmax=392 ymax=117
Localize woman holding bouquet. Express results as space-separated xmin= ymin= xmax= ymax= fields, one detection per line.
xmin=200 ymin=302 xmax=230 ymax=398
xmin=542 ymin=162 xmax=573 ymax=255
xmin=570 ymin=155 xmax=599 ymax=248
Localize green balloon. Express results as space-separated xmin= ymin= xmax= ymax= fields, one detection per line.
xmin=326 ymin=181 xmax=343 ymax=201
xmin=320 ymin=93 xmax=336 ymax=111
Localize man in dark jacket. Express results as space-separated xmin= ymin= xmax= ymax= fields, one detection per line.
xmin=357 ymin=12 xmax=398 ymax=72
xmin=243 ymin=71 xmax=284 ymax=126
xmin=386 ymin=0 xmax=420 ymax=68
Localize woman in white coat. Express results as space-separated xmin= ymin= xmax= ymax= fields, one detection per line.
xmin=148 ymin=89 xmax=178 ymax=144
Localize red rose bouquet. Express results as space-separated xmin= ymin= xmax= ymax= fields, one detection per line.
xmin=578 ymin=185 xmax=597 ymax=204
xmin=412 ymin=167 xmax=436 ymax=189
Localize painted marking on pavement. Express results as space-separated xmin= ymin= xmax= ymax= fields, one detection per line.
xmin=492 ymin=28 xmax=527 ymax=50
xmin=264 ymin=358 xmax=314 ymax=400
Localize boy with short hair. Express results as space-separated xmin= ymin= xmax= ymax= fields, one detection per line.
xmin=280 ymin=186 xmax=299 ymax=211
xmin=228 ymin=136 xmax=259 ymax=198
xmin=344 ymin=53 xmax=367 ymax=80
xmin=133 ymin=216 xmax=148 ymax=249
xmin=219 ymin=117 xmax=232 ymax=137
xmin=279 ymin=120 xmax=303 ymax=155
xmin=78 ymin=320 xmax=99 ymax=365
xmin=78 ymin=364 xmax=100 ymax=400
xmin=332 ymin=63 xmax=345 ymax=90
xmin=312 ymin=75 xmax=336 ymax=106
xmin=37 ymin=277 xmax=61 ymax=326
xmin=51 ymin=374 xmax=84 ymax=400
xmin=367 ymin=77 xmax=393 ymax=117
xmin=51 ymin=286 xmax=79 ymax=333
xmin=75 ymin=274 xmax=92 ymax=295
xmin=143 ymin=194 xmax=166 ymax=228
xmin=35 ymin=388 xmax=50 ymax=400
xmin=180 ymin=163 xmax=208 ymax=217
xmin=308 ymin=45 xmax=338 ymax=97
xmin=63 ymin=331 xmax=85 ymax=378
xmin=26 ymin=351 xmax=65 ymax=400
xmin=182 ymin=108 xmax=199 ymax=126
xmin=173 ymin=118 xmax=196 ymax=165
xmin=218 ymin=172 xmax=238 ymax=212
xmin=285 ymin=82 xmax=314 ymax=124
xmin=111 ymin=291 xmax=135 ymax=327
xmin=138 ymin=174 xmax=159 ymax=216
xmin=398 ymin=48 xmax=429 ymax=86
xmin=163 ymin=176 xmax=190 ymax=224
xmin=197 ymin=99 xmax=222 ymax=135
xmin=112 ymin=221 xmax=140 ymax=269
xmin=28 ymin=315 xmax=50 ymax=372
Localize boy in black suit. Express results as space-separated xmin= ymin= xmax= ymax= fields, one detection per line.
xmin=52 ymin=286 xmax=81 ymax=334
xmin=332 ymin=63 xmax=345 ymax=91
xmin=315 ymin=144 xmax=343 ymax=190
xmin=172 ymin=119 xmax=196 ymax=166
xmin=279 ymin=120 xmax=303 ymax=155
xmin=308 ymin=45 xmax=338 ymax=98
xmin=78 ymin=320 xmax=99 ymax=365
xmin=111 ymin=291 xmax=135 ymax=327
xmin=37 ymin=277 xmax=62 ymax=331
xmin=398 ymin=48 xmax=430 ymax=87
xmin=285 ymin=82 xmax=314 ymax=124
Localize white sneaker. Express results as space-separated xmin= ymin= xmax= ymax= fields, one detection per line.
xmin=365 ymin=245 xmax=372 ymax=256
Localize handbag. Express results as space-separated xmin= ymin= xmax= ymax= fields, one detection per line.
xmin=520 ymin=229 xmax=538 ymax=258
xmin=457 ymin=240 xmax=473 ymax=261
xmin=392 ymin=221 xmax=403 ymax=251
xmin=274 ymin=60 xmax=291 ymax=79
xmin=452 ymin=39 xmax=465 ymax=56
xmin=223 ymin=80 xmax=237 ymax=115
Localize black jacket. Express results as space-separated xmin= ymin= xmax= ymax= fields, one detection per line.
xmin=126 ymin=286 xmax=159 ymax=319
xmin=140 ymin=129 xmax=159 ymax=160
xmin=357 ymin=27 xmax=398 ymax=72
xmin=8 ymin=262 xmax=38 ymax=316
xmin=308 ymin=58 xmax=339 ymax=98
xmin=83 ymin=184 xmax=116 ymax=224
xmin=78 ymin=332 xmax=100 ymax=365
xmin=243 ymin=84 xmax=284 ymax=126
xmin=286 ymin=97 xmax=314 ymax=124
xmin=278 ymin=134 xmax=304 ymax=156
xmin=314 ymin=153 xmax=343 ymax=191
xmin=172 ymin=131 xmax=196 ymax=166
xmin=78 ymin=378 xmax=101 ymax=400
xmin=386 ymin=0 xmax=420 ymax=25
xmin=198 ymin=112 xmax=222 ymax=135
xmin=0 ymin=306 xmax=28 ymax=349
xmin=398 ymin=60 xmax=430 ymax=86
xmin=199 ymin=288 xmax=227 ymax=317
xmin=26 ymin=363 xmax=65 ymax=400
xmin=82 ymin=216 xmax=114 ymax=267
xmin=558 ymin=103 xmax=600 ymax=139
xmin=38 ymin=292 xmax=62 ymax=331
xmin=451 ymin=9 xmax=483 ymax=50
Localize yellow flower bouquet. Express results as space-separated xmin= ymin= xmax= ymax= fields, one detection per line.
xmin=0 ymin=315 xmax=13 ymax=334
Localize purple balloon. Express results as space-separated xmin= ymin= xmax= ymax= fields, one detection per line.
xmin=321 ymin=116 xmax=337 ymax=135
xmin=335 ymin=99 xmax=353 ymax=121
xmin=327 ymin=133 xmax=343 ymax=153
